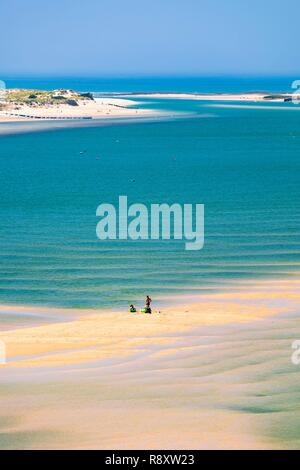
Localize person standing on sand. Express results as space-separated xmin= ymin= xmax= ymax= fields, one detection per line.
xmin=145 ymin=295 xmax=152 ymax=313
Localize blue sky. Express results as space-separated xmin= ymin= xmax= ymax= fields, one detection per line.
xmin=1 ymin=0 xmax=299 ymax=76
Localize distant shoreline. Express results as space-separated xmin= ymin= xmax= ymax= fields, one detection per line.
xmin=0 ymin=96 xmax=165 ymax=123
xmin=1 ymin=88 xmax=299 ymax=125
xmin=119 ymin=91 xmax=300 ymax=102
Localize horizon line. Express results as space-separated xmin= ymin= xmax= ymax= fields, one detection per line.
xmin=1 ymin=73 xmax=299 ymax=80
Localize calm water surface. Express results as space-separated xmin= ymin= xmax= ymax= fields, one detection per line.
xmin=0 ymin=78 xmax=299 ymax=308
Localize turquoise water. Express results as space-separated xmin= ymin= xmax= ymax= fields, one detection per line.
xmin=0 ymin=79 xmax=300 ymax=308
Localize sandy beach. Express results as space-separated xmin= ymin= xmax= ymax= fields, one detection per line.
xmin=122 ymin=92 xmax=299 ymax=102
xmin=1 ymin=278 xmax=299 ymax=368
xmin=1 ymin=92 xmax=298 ymax=126
xmin=1 ymin=277 xmax=300 ymax=449
xmin=0 ymin=97 xmax=163 ymax=122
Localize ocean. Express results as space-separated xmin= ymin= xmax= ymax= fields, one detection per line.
xmin=0 ymin=77 xmax=299 ymax=309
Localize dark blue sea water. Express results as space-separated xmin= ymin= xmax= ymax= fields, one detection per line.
xmin=0 ymin=78 xmax=299 ymax=308
xmin=2 ymin=76 xmax=297 ymax=94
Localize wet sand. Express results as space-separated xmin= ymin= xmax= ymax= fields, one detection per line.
xmin=0 ymin=278 xmax=300 ymax=449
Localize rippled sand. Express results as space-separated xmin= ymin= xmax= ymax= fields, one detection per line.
xmin=0 ymin=278 xmax=300 ymax=449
